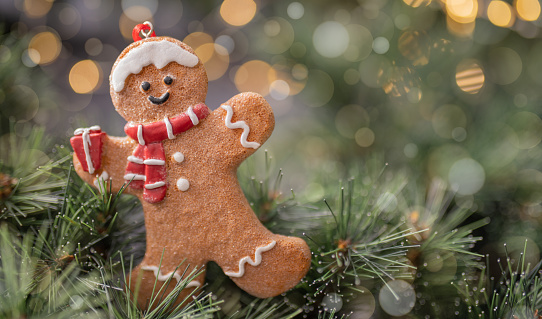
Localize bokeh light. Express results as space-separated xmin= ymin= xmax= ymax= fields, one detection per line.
xmin=446 ymin=0 xmax=478 ymax=23
xmin=428 ymin=144 xmax=469 ymax=179
xmin=220 ymin=0 xmax=257 ymax=26
xmin=287 ymin=2 xmax=304 ymax=20
xmin=404 ymin=143 xmax=419 ymax=158
xmin=488 ymin=47 xmax=522 ymax=85
xmin=234 ymin=60 xmax=276 ymax=96
xmin=359 ymin=55 xmax=391 ymax=88
xmin=196 ymin=43 xmax=230 ymax=81
xmin=300 ymin=69 xmax=334 ymax=107
xmin=382 ymin=66 xmax=419 ymax=98
xmin=119 ymin=13 xmax=152 ymax=40
xmin=446 ymin=15 xmax=475 ymax=37
xmin=0 ymin=45 xmax=11 ymax=64
xmin=335 ymin=104 xmax=370 ymax=139
xmin=0 ymin=86 xmax=39 ymax=122
xmin=151 ymin=2 xmax=183 ymax=29
xmin=23 ymin=0 xmax=53 ymax=18
xmin=0 ymin=133 xmax=50 ymax=173
xmin=455 ymin=59 xmax=485 ymax=94
xmin=183 ymin=32 xmax=230 ymax=81
xmin=507 ymin=111 xmax=542 ymax=149
xmin=258 ymin=17 xmax=295 ymax=54
xmin=345 ymin=24 xmax=373 ymax=62
xmin=291 ymin=63 xmax=308 ymax=81
xmin=269 ymin=80 xmax=290 ymax=100
xmin=355 ymin=128 xmax=375 ymax=147
xmin=82 ymin=0 xmax=114 ymax=22
xmin=373 ymin=37 xmax=390 ymax=54
xmin=379 ymin=280 xmax=416 ymax=316
xmin=184 ymin=32 xmax=213 ymax=50
xmin=342 ymin=286 xmax=376 ymax=319
xmin=398 ymin=30 xmax=430 ymax=66
xmin=121 ymin=0 xmax=158 ymax=21
xmin=215 ymin=35 xmax=234 ymax=54
xmin=402 ymin=0 xmax=432 ymax=7
xmin=28 ymin=31 xmax=62 ymax=65
xmin=85 ymin=38 xmax=103 ymax=56
xmin=69 ymin=60 xmax=103 ymax=94
xmin=424 ymin=252 xmax=443 ymax=272
xmin=448 ymin=158 xmax=485 ymax=195
xmin=313 ymin=21 xmax=350 ymax=58
xmin=497 ymin=237 xmax=540 ymax=266
xmin=54 ymin=3 xmax=82 ymax=40
xmin=515 ymin=0 xmax=541 ymax=21
xmin=344 ymin=68 xmax=360 ymax=85
xmin=487 ymin=1 xmax=515 ymax=28
xmin=321 ymin=292 xmax=343 ymax=312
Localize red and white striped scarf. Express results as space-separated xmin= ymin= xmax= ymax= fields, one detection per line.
xmin=124 ymin=103 xmax=210 ymax=203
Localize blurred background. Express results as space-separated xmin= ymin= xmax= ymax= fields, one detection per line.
xmin=1 ymin=0 xmax=542 ymax=309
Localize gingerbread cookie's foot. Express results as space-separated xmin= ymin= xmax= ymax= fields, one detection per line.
xmin=129 ymin=263 xmax=205 ymax=310
xmin=224 ymin=236 xmax=311 ymax=298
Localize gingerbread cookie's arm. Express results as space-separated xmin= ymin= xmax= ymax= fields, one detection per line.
xmin=206 ymin=92 xmax=275 ymax=165
xmin=73 ymin=135 xmax=139 ymax=195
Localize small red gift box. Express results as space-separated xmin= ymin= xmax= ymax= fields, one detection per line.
xmin=70 ymin=126 xmax=105 ymax=174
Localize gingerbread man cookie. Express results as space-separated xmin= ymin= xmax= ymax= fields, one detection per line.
xmin=71 ymin=23 xmax=311 ymax=308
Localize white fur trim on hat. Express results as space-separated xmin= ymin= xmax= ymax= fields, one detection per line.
xmin=111 ymin=40 xmax=199 ymax=92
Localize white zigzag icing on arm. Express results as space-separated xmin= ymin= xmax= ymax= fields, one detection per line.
xmin=221 ymin=104 xmax=261 ymax=149
xmin=224 ymin=240 xmax=276 ymax=278
xmin=141 ymin=265 xmax=201 ymax=288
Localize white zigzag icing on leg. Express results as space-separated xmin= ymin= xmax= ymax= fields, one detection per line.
xmin=224 ymin=240 xmax=277 ymax=278
xmin=141 ymin=265 xmax=201 ymax=288
xmin=221 ymin=104 xmax=261 ymax=149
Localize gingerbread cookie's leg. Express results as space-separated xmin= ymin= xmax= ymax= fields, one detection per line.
xmin=129 ymin=259 xmax=205 ymax=309
xmin=213 ymin=233 xmax=311 ymax=298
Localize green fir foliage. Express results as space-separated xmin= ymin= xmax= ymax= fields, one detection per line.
xmin=0 ymin=126 xmax=534 ymax=318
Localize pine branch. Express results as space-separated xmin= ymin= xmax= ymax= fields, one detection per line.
xmin=293 ymin=163 xmax=423 ymax=317
xmin=0 ymin=223 xmax=106 ymax=318
xmin=0 ymin=129 xmax=66 ymax=225
xmin=455 ymin=243 xmax=542 ymax=319
xmin=238 ymin=150 xmax=327 ymax=235
xmin=399 ymin=178 xmax=488 ymax=317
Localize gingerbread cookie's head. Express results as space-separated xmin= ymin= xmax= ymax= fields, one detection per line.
xmin=110 ymin=37 xmax=208 ymax=124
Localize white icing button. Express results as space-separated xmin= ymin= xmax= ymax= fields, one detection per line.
xmin=173 ymin=152 xmax=184 ymax=163
xmin=176 ymin=178 xmax=190 ymax=191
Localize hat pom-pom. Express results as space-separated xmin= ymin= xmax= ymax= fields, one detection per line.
xmin=132 ymin=21 xmax=156 ymax=42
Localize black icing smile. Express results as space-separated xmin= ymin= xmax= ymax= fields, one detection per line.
xmin=148 ymin=92 xmax=170 ymax=105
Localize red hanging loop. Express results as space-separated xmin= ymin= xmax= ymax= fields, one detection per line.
xmin=132 ymin=22 xmax=156 ymax=42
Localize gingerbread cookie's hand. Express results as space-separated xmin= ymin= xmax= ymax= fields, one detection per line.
xmin=72 ymin=132 xmax=139 ymax=195
xmin=208 ymin=92 xmax=274 ymax=165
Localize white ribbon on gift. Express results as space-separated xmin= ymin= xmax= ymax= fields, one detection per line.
xmin=73 ymin=125 xmax=101 ymax=174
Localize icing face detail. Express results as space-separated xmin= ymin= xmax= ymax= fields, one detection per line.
xmin=148 ymin=91 xmax=170 ymax=105
xmin=111 ymin=40 xmax=198 ymax=93
xmin=111 ymin=52 xmax=208 ymax=123
xmin=164 ymin=76 xmax=173 ymax=85
xmin=141 ymin=81 xmax=150 ymax=92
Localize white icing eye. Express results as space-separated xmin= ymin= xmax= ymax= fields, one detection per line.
xmin=141 ymin=81 xmax=150 ymax=91
xmin=164 ymin=76 xmax=173 ymax=85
